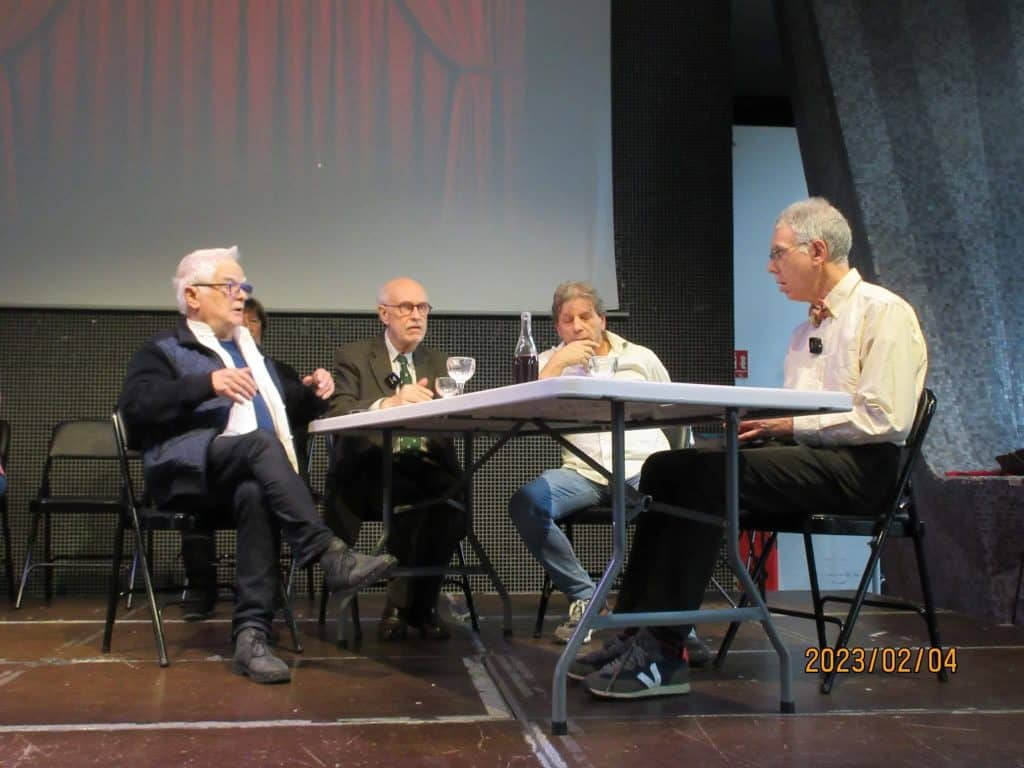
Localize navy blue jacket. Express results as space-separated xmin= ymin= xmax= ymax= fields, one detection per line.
xmin=118 ymin=319 xmax=310 ymax=507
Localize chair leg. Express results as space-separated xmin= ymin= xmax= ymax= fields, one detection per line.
xmin=821 ymin=528 xmax=892 ymax=694
xmin=43 ymin=508 xmax=53 ymax=603
xmin=803 ymin=531 xmax=829 ymax=650
xmin=102 ymin=512 xmax=127 ymax=653
xmin=279 ymin=564 xmax=303 ymax=654
xmin=128 ymin=514 xmax=169 ymax=667
xmin=318 ymin=577 xmax=329 ymax=625
xmin=534 ymin=574 xmax=554 ymax=638
xmin=910 ymin=521 xmax=948 ymax=682
xmin=456 ymin=541 xmax=480 ymax=633
xmin=15 ymin=504 xmax=44 ymax=608
xmin=125 ymin=548 xmax=139 ymax=609
xmin=1 ymin=503 xmax=15 ymax=604
xmin=715 ymin=532 xmax=777 ymax=668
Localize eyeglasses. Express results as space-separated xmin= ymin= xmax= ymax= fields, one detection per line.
xmin=193 ymin=280 xmax=254 ymax=297
xmin=380 ymin=302 xmax=432 ymax=316
xmin=768 ymin=243 xmax=807 ymax=263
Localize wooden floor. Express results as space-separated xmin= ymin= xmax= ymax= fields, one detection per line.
xmin=1 ymin=591 xmax=1022 ymax=767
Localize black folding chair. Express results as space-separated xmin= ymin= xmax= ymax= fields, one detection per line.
xmin=16 ymin=420 xmax=125 ymax=607
xmin=103 ymin=411 xmax=303 ymax=665
xmin=715 ymin=388 xmax=946 ymax=694
xmin=0 ymin=421 xmax=14 ymax=603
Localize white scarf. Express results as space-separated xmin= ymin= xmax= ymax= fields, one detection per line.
xmin=186 ymin=319 xmax=299 ymax=473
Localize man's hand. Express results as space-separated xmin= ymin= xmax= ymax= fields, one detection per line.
xmin=382 ymin=377 xmax=434 ymax=408
xmin=211 ymin=368 xmax=257 ymax=403
xmin=738 ymin=416 xmax=794 ymax=443
xmin=302 ymin=368 xmax=335 ymax=399
xmin=541 ymin=339 xmax=600 ymax=378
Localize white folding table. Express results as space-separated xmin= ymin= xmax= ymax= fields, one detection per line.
xmin=310 ymin=377 xmax=851 ymax=733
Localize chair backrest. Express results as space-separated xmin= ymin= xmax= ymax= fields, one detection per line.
xmin=47 ymin=420 xmax=119 ymax=460
xmin=888 ymin=388 xmax=937 ymax=515
xmin=0 ymin=420 xmax=9 ymax=465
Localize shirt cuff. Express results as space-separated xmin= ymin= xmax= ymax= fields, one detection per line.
xmin=369 ymin=398 xmax=385 ymax=411
xmin=792 ymin=414 xmax=822 ymax=446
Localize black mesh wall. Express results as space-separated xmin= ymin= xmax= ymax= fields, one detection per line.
xmin=0 ymin=0 xmax=733 ymax=600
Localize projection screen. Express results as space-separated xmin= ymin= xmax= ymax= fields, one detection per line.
xmin=0 ymin=0 xmax=617 ymax=314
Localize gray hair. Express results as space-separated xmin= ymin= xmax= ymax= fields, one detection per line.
xmin=172 ymin=246 xmax=240 ymax=314
xmin=776 ymin=197 xmax=852 ymax=264
xmin=551 ymin=281 xmax=606 ymax=322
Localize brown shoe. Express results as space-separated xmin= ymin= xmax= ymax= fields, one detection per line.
xmin=378 ymin=601 xmax=409 ymax=642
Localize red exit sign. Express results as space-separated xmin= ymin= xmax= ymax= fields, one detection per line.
xmin=735 ymin=350 xmax=749 ymax=379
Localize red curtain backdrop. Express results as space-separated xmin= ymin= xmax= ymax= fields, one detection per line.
xmin=0 ymin=0 xmax=62 ymax=213
xmin=0 ymin=0 xmax=526 ymax=219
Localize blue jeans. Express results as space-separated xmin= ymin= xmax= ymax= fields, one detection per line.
xmin=508 ymin=468 xmax=640 ymax=603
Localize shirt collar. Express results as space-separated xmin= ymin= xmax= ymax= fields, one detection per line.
xmin=383 ymin=332 xmax=415 ymax=363
xmin=821 ymin=268 xmax=863 ymax=320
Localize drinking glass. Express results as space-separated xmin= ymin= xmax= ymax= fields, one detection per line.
xmin=435 ymin=376 xmax=459 ymax=399
xmin=446 ymin=356 xmax=476 ymax=395
xmin=588 ymin=355 xmax=618 ymax=378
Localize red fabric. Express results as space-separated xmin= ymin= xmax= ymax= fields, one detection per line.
xmin=0 ymin=0 xmax=527 ymax=219
xmin=0 ymin=0 xmax=61 ymax=211
xmin=740 ymin=531 xmax=779 ymax=591
xmin=403 ymin=0 xmax=525 ymax=214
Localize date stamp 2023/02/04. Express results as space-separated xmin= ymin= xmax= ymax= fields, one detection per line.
xmin=804 ymin=646 xmax=958 ymax=675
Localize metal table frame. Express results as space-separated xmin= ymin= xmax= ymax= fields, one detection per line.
xmin=310 ymin=378 xmax=851 ymax=733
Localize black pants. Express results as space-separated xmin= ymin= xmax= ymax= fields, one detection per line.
xmin=205 ymin=431 xmax=336 ymax=637
xmin=618 ymin=443 xmax=900 ymax=646
xmin=329 ymin=450 xmax=467 ymax=619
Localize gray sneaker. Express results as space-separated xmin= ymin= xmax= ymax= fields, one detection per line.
xmin=568 ymin=631 xmax=636 ymax=681
xmin=232 ymin=627 xmax=291 ymax=684
xmin=554 ymin=598 xmax=610 ymax=644
xmin=319 ymin=538 xmax=398 ymax=594
xmin=584 ymin=629 xmax=690 ymax=699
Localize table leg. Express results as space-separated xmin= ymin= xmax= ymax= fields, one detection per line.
xmin=723 ymin=408 xmax=794 ymax=712
xmin=551 ymin=400 xmax=627 ymax=735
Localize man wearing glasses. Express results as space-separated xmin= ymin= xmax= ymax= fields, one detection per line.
xmin=325 ymin=277 xmax=466 ymax=642
xmin=574 ymin=198 xmax=927 ymax=700
xmin=119 ymin=246 xmax=398 ymax=684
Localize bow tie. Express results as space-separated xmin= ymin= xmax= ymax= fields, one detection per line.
xmin=808 ymin=301 xmax=831 ymax=327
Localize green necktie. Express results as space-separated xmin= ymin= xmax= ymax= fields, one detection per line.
xmin=395 ymin=355 xmax=421 ymax=452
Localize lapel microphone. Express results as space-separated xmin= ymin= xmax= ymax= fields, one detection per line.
xmin=809 ymin=337 xmax=823 ymax=355
xmin=385 ymin=372 xmax=401 ymax=389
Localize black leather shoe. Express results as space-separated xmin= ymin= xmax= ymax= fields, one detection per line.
xmin=378 ymin=602 xmax=409 ymax=642
xmin=412 ymin=607 xmax=451 ymax=640
xmin=181 ymin=586 xmax=217 ymax=622
xmin=232 ymin=627 xmax=291 ymax=684
xmin=319 ymin=539 xmax=398 ymax=594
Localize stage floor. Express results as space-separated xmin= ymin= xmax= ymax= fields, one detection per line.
xmin=1 ymin=591 xmax=1022 ymax=767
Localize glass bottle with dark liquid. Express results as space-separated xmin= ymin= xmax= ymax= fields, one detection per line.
xmin=513 ymin=311 xmax=539 ymax=383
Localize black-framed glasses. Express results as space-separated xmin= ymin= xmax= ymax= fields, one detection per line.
xmin=193 ymin=280 xmax=254 ymax=297
xmin=380 ymin=302 xmax=432 ymax=316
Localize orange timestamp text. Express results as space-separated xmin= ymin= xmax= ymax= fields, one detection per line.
xmin=804 ymin=646 xmax=958 ymax=675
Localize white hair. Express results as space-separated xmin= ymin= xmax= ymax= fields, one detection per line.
xmin=173 ymin=246 xmax=240 ymax=314
xmin=776 ymin=197 xmax=852 ymax=264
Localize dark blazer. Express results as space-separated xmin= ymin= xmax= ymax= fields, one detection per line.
xmin=324 ymin=336 xmax=460 ymax=531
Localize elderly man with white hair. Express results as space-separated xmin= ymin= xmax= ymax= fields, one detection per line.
xmin=119 ymin=246 xmax=397 ymax=684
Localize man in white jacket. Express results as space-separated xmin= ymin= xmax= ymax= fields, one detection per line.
xmin=508 ymin=281 xmax=704 ymax=656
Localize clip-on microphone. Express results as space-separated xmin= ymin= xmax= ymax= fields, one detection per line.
xmin=385 ymin=372 xmax=401 ymax=389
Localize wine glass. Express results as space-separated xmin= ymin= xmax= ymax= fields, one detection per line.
xmin=446 ymin=356 xmax=476 ymax=395
xmin=435 ymin=376 xmax=459 ymax=399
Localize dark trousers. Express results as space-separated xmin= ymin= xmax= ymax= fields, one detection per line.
xmin=619 ymin=443 xmax=900 ymax=646
xmin=329 ymin=450 xmax=467 ymax=618
xmin=206 ymin=431 xmax=335 ymax=637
